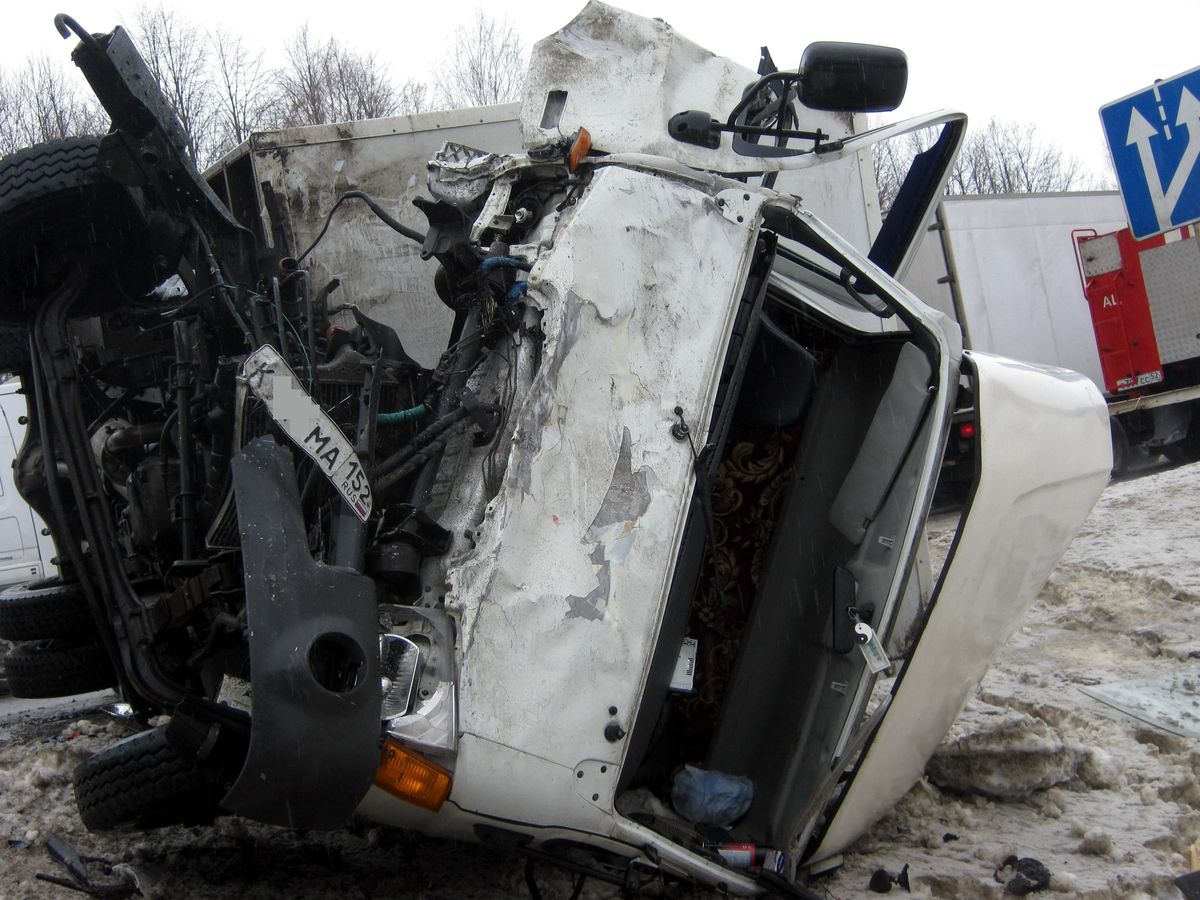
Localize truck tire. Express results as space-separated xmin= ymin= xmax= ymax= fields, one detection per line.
xmin=74 ymin=726 xmax=223 ymax=831
xmin=1110 ymin=418 xmax=1130 ymax=479
xmin=0 ymin=578 xmax=93 ymax=641
xmin=2 ymin=638 xmax=115 ymax=698
xmin=0 ymin=137 xmax=155 ymax=316
xmin=0 ymin=137 xmax=106 ymax=213
xmin=1163 ymin=404 xmax=1200 ymax=463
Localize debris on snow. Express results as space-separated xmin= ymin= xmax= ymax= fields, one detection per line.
xmin=994 ymin=855 xmax=1051 ymax=895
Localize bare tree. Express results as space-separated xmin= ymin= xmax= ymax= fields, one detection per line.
xmin=0 ymin=71 xmax=14 ymax=156
xmin=397 ymin=81 xmax=429 ymax=117
xmin=278 ymin=26 xmax=328 ymax=127
xmin=2 ymin=15 xmax=430 ymax=164
xmin=951 ymin=119 xmax=1087 ymax=194
xmin=872 ymin=128 xmax=926 ymax=215
xmin=435 ymin=10 xmax=525 ymax=109
xmin=134 ymin=4 xmax=216 ymax=164
xmin=0 ymin=56 xmax=106 ymax=156
xmin=874 ymin=117 xmax=1095 ymax=214
xmin=210 ymin=29 xmax=278 ymax=157
xmin=323 ymin=42 xmax=404 ymax=122
xmin=277 ymin=26 xmax=424 ymax=128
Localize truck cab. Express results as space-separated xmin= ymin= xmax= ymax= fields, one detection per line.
xmin=0 ymin=4 xmax=1111 ymax=893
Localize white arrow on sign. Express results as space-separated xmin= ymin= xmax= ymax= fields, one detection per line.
xmin=1127 ymin=87 xmax=1200 ymax=231
xmin=1165 ymin=88 xmax=1200 ymax=217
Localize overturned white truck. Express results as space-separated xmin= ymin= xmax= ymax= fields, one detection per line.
xmin=0 ymin=3 xmax=1110 ymax=895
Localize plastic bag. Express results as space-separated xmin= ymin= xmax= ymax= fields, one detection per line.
xmin=670 ymin=765 xmax=753 ymax=827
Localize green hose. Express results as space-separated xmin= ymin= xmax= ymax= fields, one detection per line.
xmin=378 ymin=403 xmax=430 ymax=426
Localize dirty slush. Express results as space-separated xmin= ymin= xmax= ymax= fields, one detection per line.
xmin=0 ymin=460 xmax=1195 ymax=899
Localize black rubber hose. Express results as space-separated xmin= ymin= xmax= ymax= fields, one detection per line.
xmin=297 ymin=190 xmax=426 ymax=262
xmin=373 ymin=422 xmax=471 ymax=498
xmin=190 ymin=215 xmax=252 ymax=344
xmin=372 ymin=404 xmax=472 ymax=483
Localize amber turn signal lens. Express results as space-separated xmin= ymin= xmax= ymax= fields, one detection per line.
xmin=373 ymin=738 xmax=452 ymax=811
xmin=568 ymin=127 xmax=592 ymax=172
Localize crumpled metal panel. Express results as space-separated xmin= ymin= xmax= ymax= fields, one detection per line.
xmin=222 ymin=437 xmax=382 ymax=830
xmin=447 ymin=165 xmax=757 ymax=786
xmin=520 ymin=2 xmax=879 ymax=250
xmin=521 ymin=1 xmax=755 ymax=168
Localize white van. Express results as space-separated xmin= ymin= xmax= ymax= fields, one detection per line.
xmin=0 ymin=379 xmax=54 ymax=587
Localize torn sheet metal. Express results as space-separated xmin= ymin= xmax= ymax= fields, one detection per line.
xmin=446 ymin=164 xmax=757 ymax=784
xmin=240 ymin=344 xmax=372 ymax=521
xmin=520 ymin=1 xmax=853 ymax=173
xmin=519 ymin=3 xmax=880 ymax=251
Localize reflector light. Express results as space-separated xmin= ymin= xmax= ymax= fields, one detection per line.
xmin=373 ymin=738 xmax=452 ymax=811
xmin=958 ymin=421 xmax=977 ymax=439
xmin=568 ymin=127 xmax=592 ymax=172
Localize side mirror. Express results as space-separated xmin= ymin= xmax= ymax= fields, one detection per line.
xmin=797 ymin=42 xmax=907 ymax=113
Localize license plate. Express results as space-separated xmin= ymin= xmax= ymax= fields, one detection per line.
xmin=240 ymin=344 xmax=373 ymax=521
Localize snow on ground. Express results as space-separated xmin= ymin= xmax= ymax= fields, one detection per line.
xmin=1 ymin=463 xmax=1198 ymax=898
xmin=821 ymin=462 xmax=1200 ymax=899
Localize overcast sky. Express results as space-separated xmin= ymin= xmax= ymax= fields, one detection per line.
xmin=5 ymin=0 xmax=1198 ymax=180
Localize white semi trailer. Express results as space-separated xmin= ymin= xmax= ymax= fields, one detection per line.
xmin=902 ymin=192 xmax=1126 ymax=383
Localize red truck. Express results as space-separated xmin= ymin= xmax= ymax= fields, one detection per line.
xmin=1075 ymin=223 xmax=1200 ymax=472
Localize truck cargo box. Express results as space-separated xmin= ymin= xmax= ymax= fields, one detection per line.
xmin=902 ymin=192 xmax=1126 ymax=386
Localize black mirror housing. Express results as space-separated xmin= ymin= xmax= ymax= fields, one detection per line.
xmin=797 ymin=42 xmax=908 ymax=113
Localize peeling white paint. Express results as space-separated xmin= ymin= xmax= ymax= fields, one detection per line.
xmin=447 ymin=165 xmax=755 ymax=780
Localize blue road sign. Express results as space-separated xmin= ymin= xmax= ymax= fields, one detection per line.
xmin=1100 ymin=65 xmax=1200 ymax=240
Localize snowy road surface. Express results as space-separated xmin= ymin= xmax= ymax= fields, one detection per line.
xmin=2 ymin=464 xmax=1198 ymax=898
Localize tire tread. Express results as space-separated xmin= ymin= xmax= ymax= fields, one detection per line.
xmin=74 ymin=727 xmax=222 ymax=831
xmin=0 ymin=578 xmax=92 ymax=641
xmin=0 ymin=139 xmax=105 ymax=213
xmin=3 ymin=639 xmax=114 ymax=698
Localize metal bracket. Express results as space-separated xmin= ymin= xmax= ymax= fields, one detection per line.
xmin=572 ymin=759 xmax=618 ymax=811
xmin=715 ymin=189 xmax=764 ymax=228
xmin=470 ymin=177 xmax=515 ymax=243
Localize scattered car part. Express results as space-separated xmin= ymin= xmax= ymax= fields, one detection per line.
xmin=36 ymin=831 xmax=142 ymax=897
xmin=867 ymin=863 xmax=910 ymax=893
xmin=994 ymin=856 xmax=1050 ymax=896
xmin=1177 ymin=869 xmax=1200 ymax=900
xmin=1079 ymin=673 xmax=1200 ymax=739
